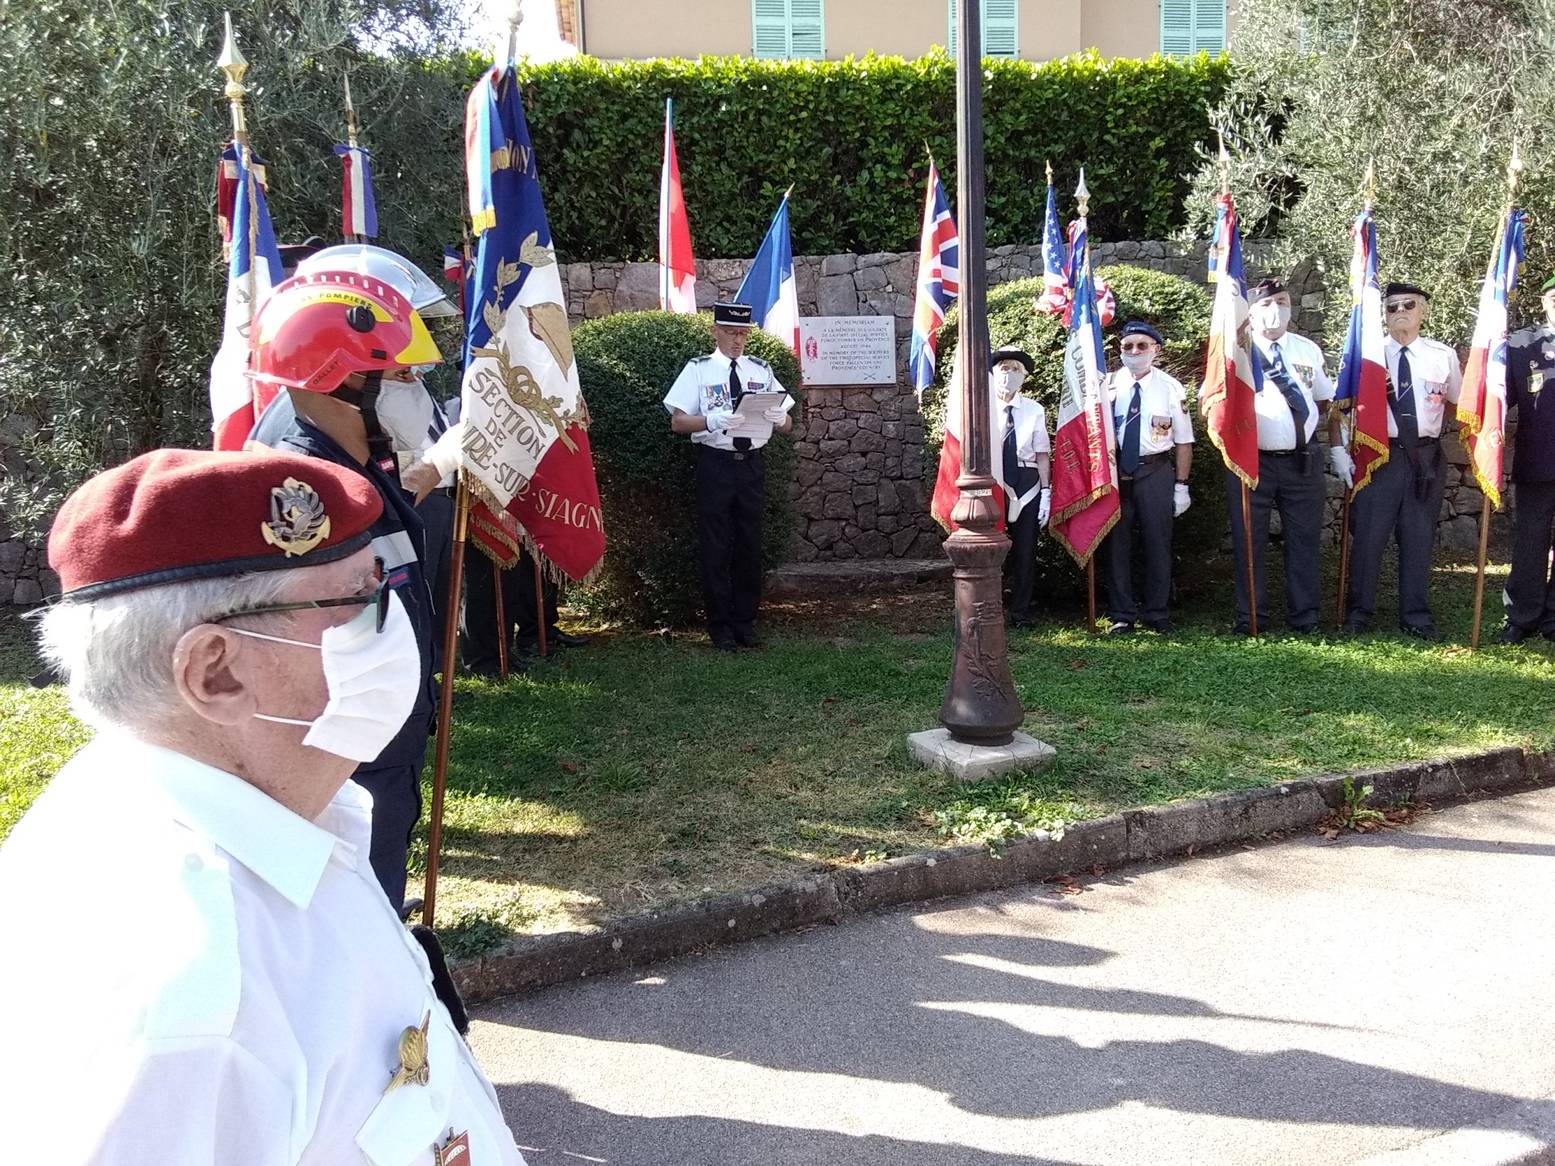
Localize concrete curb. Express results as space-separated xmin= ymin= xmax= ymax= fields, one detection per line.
xmin=452 ymin=745 xmax=1555 ymax=1005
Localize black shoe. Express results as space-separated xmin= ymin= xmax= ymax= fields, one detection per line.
xmin=398 ymin=896 xmax=424 ymax=922
xmin=1106 ymin=620 xmax=1135 ymax=636
xmin=550 ymin=630 xmax=593 ymax=648
xmin=1402 ymin=624 xmax=1440 ymax=643
xmin=1008 ymin=613 xmax=1035 ymax=629
xmin=1143 ymin=620 xmax=1174 ymax=634
xmin=732 ymin=625 xmax=764 ymax=648
xmin=1501 ymin=622 xmax=1532 ymax=645
xmin=712 ymin=637 xmax=740 ymax=653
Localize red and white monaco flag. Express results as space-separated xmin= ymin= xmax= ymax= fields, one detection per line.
xmin=460 ymin=65 xmax=604 ymax=581
xmin=659 ymin=97 xmax=698 ymax=314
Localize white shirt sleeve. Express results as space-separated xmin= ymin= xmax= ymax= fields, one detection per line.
xmin=1169 ymin=378 xmax=1195 ymax=444
xmin=1443 ymin=343 xmax=1464 ymax=403
xmin=1028 ymin=402 xmax=1051 ymax=458
xmin=663 ymin=360 xmax=704 ymax=416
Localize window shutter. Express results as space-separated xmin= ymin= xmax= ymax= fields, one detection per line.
xmin=1193 ymin=0 xmax=1226 ymax=52
xmin=947 ymin=0 xmax=956 ymax=57
xmin=752 ymin=0 xmax=790 ymax=57
xmin=984 ymin=0 xmax=1018 ymax=56
xmin=789 ymin=0 xmax=825 ymax=58
xmin=1160 ymin=0 xmax=1193 ymax=55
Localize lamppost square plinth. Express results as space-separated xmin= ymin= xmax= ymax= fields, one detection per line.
xmin=906 ymin=728 xmax=1057 ymax=784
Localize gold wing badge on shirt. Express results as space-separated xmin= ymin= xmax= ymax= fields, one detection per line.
xmin=385 ymin=1011 xmax=431 ymax=1093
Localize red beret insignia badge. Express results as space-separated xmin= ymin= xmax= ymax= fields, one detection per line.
xmin=261 ymin=477 xmax=333 ymax=557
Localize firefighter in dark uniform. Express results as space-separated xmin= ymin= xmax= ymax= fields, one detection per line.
xmin=1340 ymin=281 xmax=1463 ymax=640
xmin=246 ymin=269 xmax=443 ymax=910
xmin=663 ymin=302 xmax=796 ymax=651
xmin=1502 ymin=272 xmax=1555 ymax=643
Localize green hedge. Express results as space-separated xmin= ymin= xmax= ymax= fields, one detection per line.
xmin=923 ymin=265 xmax=1227 ymax=599
xmin=517 ymin=51 xmax=1232 ymax=262
xmin=571 ymin=311 xmax=803 ymax=627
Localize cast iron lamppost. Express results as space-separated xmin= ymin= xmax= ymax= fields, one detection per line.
xmin=938 ymin=0 xmax=1024 ymax=745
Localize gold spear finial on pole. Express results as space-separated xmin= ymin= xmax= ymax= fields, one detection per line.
xmin=1075 ymin=167 xmax=1090 ymax=217
xmin=1507 ymin=142 xmax=1524 ymax=208
xmin=505 ymin=0 xmax=523 ymax=64
xmin=218 ymin=12 xmax=250 ymax=148
xmin=1045 ymin=158 xmax=1053 ymax=185
xmin=1362 ymin=157 xmax=1376 ymax=210
xmin=343 ymin=74 xmax=359 ymax=150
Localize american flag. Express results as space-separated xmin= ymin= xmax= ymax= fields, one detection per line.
xmin=1034 ymin=172 xmax=1068 ymax=316
xmin=332 ymin=144 xmax=378 ymax=239
xmin=908 ymin=160 xmax=959 ymax=397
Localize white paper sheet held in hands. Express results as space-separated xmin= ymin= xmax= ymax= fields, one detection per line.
xmin=728 ymin=391 xmax=788 ymax=440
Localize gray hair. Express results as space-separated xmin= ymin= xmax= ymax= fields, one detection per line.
xmin=35 ymin=567 xmax=315 ymax=733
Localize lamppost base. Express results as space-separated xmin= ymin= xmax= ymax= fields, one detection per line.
xmin=938 ymin=521 xmax=1025 ymax=743
xmin=907 ymin=728 xmax=1057 ymax=784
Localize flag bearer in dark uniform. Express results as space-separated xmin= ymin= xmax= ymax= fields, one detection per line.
xmin=1341 ymin=281 xmax=1463 ymax=640
xmin=246 ymin=269 xmax=445 ymax=910
xmin=991 ymin=345 xmax=1051 ymax=627
xmin=664 ymin=302 xmax=795 ymax=651
xmin=1100 ymin=320 xmax=1195 ymax=634
xmin=1501 ymin=273 xmax=1555 ymax=643
xmin=1231 ymin=278 xmax=1336 ymax=634
xmin=462 ymin=546 xmax=591 ymax=677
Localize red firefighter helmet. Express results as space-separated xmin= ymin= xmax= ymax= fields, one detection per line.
xmin=248 ymin=270 xmax=442 ymax=395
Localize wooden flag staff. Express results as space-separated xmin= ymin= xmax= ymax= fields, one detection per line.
xmin=1219 ymin=133 xmax=1257 ymax=638
xmin=423 ymin=478 xmax=471 ymax=926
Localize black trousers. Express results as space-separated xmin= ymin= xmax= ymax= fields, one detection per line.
xmin=353 ymin=760 xmax=423 ymax=911
xmin=1226 ymin=449 xmax=1325 ymax=632
xmin=1102 ymin=459 xmax=1173 ymax=626
xmin=461 ymin=547 xmax=559 ymax=673
xmin=419 ymin=489 xmax=455 ymax=657
xmin=1345 ymin=441 xmax=1446 ymax=631
xmin=695 ymin=446 xmax=765 ymax=642
xmin=1004 ymin=466 xmax=1043 ymax=622
xmin=1506 ymin=479 xmax=1555 ymax=634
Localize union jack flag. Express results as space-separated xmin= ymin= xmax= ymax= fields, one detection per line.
xmin=908 ymin=160 xmax=959 ymax=397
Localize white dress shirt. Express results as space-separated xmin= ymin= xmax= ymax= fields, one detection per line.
xmin=1106 ymin=367 xmax=1194 ymax=456
xmin=1251 ymin=330 xmax=1334 ymax=450
xmin=0 ymin=731 xmax=525 ymax=1166
xmin=1384 ymin=335 xmax=1463 ymax=438
xmin=996 ymin=393 xmax=1050 ymax=519
xmin=662 ymin=351 xmax=795 ymax=450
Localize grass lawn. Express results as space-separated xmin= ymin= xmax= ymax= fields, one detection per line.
xmin=3 ymin=547 xmax=1552 ymax=956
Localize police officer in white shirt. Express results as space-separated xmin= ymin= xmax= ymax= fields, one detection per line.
xmin=1233 ymin=278 xmax=1336 ymax=634
xmin=1336 ymin=281 xmax=1463 ymax=639
xmin=2 ymin=448 xmax=526 ymax=1164
xmin=992 ymin=345 xmax=1052 ymax=627
xmin=664 ymin=302 xmax=796 ymax=651
xmin=1101 ymin=320 xmax=1195 ymax=633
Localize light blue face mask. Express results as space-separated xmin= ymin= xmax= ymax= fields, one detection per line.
xmin=232 ymin=592 xmax=419 ymax=762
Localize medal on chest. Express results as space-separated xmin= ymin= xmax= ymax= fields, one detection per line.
xmin=1531 ymin=369 xmax=1546 ymax=396
xmin=435 ymin=1130 xmax=472 ymax=1166
xmin=385 ymin=1011 xmax=431 ymax=1093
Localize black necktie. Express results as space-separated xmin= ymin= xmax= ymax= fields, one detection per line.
xmin=1392 ymin=345 xmax=1418 ymax=448
xmin=1002 ymin=404 xmax=1020 ymax=501
xmin=1266 ymin=342 xmax=1310 ymax=449
xmin=729 ymin=361 xmax=751 ymax=452
xmin=1118 ymin=382 xmax=1143 ymax=475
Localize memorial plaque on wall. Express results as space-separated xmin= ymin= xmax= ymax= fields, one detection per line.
xmin=798 ymin=316 xmax=897 ymax=387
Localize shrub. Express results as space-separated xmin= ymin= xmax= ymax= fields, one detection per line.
xmin=570 ymin=311 xmax=802 ymax=627
xmin=921 ymin=265 xmax=1227 ymax=599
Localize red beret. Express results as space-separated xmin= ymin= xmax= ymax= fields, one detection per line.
xmin=49 ymin=449 xmax=383 ymax=600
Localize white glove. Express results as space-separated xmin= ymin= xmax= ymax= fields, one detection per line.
xmin=762 ymin=405 xmax=789 ymax=425
xmin=703 ymin=408 xmax=737 ymax=432
xmin=1329 ymin=445 xmax=1356 ymax=489
xmin=1173 ymin=483 xmax=1191 ymax=517
xmin=1037 ymin=487 xmax=1051 ymax=526
xmin=423 ymin=421 xmax=465 ymax=479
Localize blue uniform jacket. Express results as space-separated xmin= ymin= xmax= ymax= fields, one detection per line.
xmin=248 ymin=394 xmax=437 ymax=772
xmin=1509 ymin=323 xmax=1555 ymax=484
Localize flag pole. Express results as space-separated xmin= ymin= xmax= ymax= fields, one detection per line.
xmin=1086 ymin=558 xmax=1097 ymax=634
xmin=533 ymin=550 xmax=548 ymax=658
xmin=217 ymin=13 xmax=257 ymax=338
xmin=342 ymin=75 xmax=362 ymax=244
xmin=424 ymin=477 xmax=471 ymax=926
xmin=1219 ymin=132 xmax=1258 ymax=638
xmin=1469 ymin=145 xmax=1523 ymax=652
xmin=1336 ymin=160 xmax=1375 ymax=628
xmin=495 ymin=558 xmax=510 ymax=679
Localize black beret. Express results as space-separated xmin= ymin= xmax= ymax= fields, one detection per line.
xmin=990 ymin=346 xmax=1035 ymax=373
xmin=1249 ymin=278 xmax=1286 ymax=303
xmin=1121 ymin=320 xmax=1163 ymax=344
xmin=1383 ymin=282 xmax=1431 ymax=302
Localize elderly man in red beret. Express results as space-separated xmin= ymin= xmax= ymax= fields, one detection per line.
xmin=0 ymin=449 xmax=526 ymax=1164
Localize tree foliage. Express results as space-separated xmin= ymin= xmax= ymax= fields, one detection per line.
xmin=1186 ymin=0 xmax=1555 ymax=348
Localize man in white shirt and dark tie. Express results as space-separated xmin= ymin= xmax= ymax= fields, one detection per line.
xmin=1337 ymin=281 xmax=1463 ymax=639
xmin=991 ymin=345 xmax=1051 ymax=627
xmin=1232 ymin=278 xmax=1336 ymax=634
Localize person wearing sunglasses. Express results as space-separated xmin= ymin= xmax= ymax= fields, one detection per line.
xmin=3 ymin=449 xmax=527 ymax=1164
xmin=1341 ymin=281 xmax=1463 ymax=640
xmin=1100 ymin=319 xmax=1195 ymax=634
xmin=1501 ymin=272 xmax=1555 ymax=643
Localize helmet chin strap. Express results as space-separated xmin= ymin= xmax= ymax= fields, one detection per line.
xmin=331 ymin=372 xmax=396 ymax=472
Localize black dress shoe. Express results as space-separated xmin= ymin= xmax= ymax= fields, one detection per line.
xmin=712 ymin=637 xmax=740 ymax=653
xmin=1402 ymin=624 xmax=1440 ymax=642
xmin=1106 ymin=620 xmax=1135 ymax=636
xmin=1501 ymin=622 xmax=1532 ymax=645
xmin=732 ymin=625 xmax=764 ymax=648
xmin=550 ymin=630 xmax=593 ymax=648
xmin=1143 ymin=620 xmax=1174 ymax=634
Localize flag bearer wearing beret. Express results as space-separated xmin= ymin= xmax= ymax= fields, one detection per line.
xmin=1232 ymin=278 xmax=1336 ymax=634
xmin=246 ymin=269 xmax=452 ymax=910
xmin=1501 ymin=273 xmax=1555 ymax=643
xmin=991 ymin=345 xmax=1051 ymax=627
xmin=1339 ymin=281 xmax=1463 ymax=640
xmin=664 ymin=302 xmax=795 ymax=652
xmin=1 ymin=450 xmax=525 ymax=1164
xmin=1100 ymin=320 xmax=1195 ymax=634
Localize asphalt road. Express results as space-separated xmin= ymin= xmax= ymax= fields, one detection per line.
xmin=471 ymin=786 xmax=1555 ymax=1166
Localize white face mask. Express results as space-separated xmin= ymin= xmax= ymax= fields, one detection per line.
xmin=993 ymin=368 xmax=1024 ymax=400
xmin=1253 ymin=302 xmax=1291 ymax=333
xmin=374 ymin=378 xmax=436 ymax=455
xmin=234 ymin=591 xmax=421 ymax=763
xmin=1121 ymin=351 xmax=1154 ymax=376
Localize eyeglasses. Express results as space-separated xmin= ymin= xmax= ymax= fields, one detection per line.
xmin=1120 ymin=342 xmax=1156 ymax=354
xmin=1384 ymin=299 xmax=1420 ymax=314
xmin=212 ymin=558 xmax=390 ymax=633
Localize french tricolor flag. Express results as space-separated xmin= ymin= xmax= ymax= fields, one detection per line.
xmin=735 ymin=189 xmax=798 ymax=352
xmin=659 ymin=98 xmax=697 ymax=314
xmin=333 ymin=144 xmax=378 ymax=239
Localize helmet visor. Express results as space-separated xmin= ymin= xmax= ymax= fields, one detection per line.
xmin=395 ymin=309 xmax=443 ymax=368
